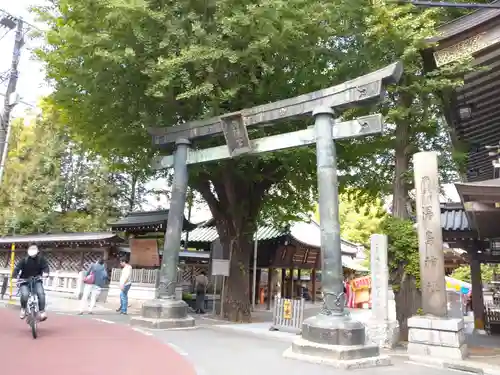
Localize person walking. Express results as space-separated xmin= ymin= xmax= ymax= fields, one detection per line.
xmin=78 ymin=257 xmax=108 ymax=315
xmin=195 ymin=271 xmax=208 ymax=314
xmin=117 ymin=257 xmax=132 ymax=315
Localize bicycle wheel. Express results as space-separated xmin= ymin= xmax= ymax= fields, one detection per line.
xmin=30 ymin=309 xmax=37 ymax=339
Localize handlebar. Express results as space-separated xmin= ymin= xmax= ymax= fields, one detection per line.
xmin=16 ymin=276 xmax=45 ymax=285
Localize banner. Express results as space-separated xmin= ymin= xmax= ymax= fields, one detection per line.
xmin=351 ymin=275 xmax=371 ymax=291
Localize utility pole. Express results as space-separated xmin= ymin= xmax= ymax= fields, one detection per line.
xmin=0 ymin=16 xmax=24 ymax=184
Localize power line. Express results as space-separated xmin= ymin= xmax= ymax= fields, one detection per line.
xmin=0 ymin=8 xmax=42 ymax=32
xmin=0 ymin=92 xmax=35 ymax=108
xmin=391 ymin=1 xmax=500 ymax=8
xmin=0 ymin=28 xmax=12 ymax=42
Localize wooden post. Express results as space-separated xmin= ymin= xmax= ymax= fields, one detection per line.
xmin=281 ymin=268 xmax=286 ymax=297
xmin=256 ymin=268 xmax=262 ymax=305
xmin=470 ymin=253 xmax=485 ymax=330
xmin=289 ymin=267 xmax=294 ymax=298
xmin=312 ymin=269 xmax=317 ymax=303
xmin=267 ymin=267 xmax=272 ymax=310
xmin=79 ymin=251 xmax=85 ymax=271
xmin=297 ymin=269 xmax=302 ymax=299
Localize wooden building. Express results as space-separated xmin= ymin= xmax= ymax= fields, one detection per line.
xmin=109 ymin=210 xmax=197 ymax=268
xmin=184 ymin=218 xmax=368 ymax=309
xmin=0 ymin=232 xmax=123 ymax=298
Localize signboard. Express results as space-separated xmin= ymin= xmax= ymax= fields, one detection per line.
xmin=211 ymin=239 xmax=226 ymax=260
xmin=129 ymin=239 xmax=160 ymax=267
xmin=211 ymin=259 xmax=230 ymax=276
xmin=351 ymin=276 xmax=371 ymax=291
xmin=283 ymin=299 xmax=292 ymax=320
xmin=221 ymin=113 xmax=251 ymax=157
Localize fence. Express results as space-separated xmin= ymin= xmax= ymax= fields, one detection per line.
xmin=0 ymin=268 xmax=84 ymax=299
xmin=110 ymin=267 xmax=219 ymax=293
xmin=270 ymin=297 xmax=305 ymax=334
xmin=111 ymin=268 xmax=158 ymax=284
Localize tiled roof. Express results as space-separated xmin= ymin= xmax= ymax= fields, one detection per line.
xmin=109 ymin=210 xmax=196 ymax=232
xmin=441 ymin=203 xmax=471 ymax=232
xmin=184 ymin=225 xmax=282 ymax=243
xmin=184 ymin=220 xmax=359 ymax=255
xmin=0 ymin=232 xmax=124 ymax=248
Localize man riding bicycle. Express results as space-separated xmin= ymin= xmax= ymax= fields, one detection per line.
xmin=13 ymin=244 xmax=49 ymax=321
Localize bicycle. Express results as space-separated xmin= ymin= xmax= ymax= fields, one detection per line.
xmin=17 ymin=276 xmax=44 ymax=339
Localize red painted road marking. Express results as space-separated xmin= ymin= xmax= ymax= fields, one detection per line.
xmin=0 ymin=308 xmax=197 ymax=375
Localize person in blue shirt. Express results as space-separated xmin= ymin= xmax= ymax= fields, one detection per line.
xmin=78 ymin=257 xmax=108 ymax=315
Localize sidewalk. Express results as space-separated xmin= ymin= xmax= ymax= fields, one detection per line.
xmin=0 ymin=292 xmax=111 ymax=313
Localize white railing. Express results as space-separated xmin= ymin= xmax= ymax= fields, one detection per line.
xmin=0 ymin=269 xmax=84 ymax=298
xmin=111 ymin=268 xmax=158 ymax=284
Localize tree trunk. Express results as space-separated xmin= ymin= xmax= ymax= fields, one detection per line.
xmin=393 ymin=269 xmax=421 ymax=341
xmin=392 ymin=114 xmax=422 ymax=341
xmin=217 ymin=222 xmax=254 ymax=322
xmin=192 ymin=162 xmax=279 ymax=322
xmin=128 ymin=172 xmax=138 ymax=212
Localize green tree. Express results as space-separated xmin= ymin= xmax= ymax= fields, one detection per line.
xmin=451 ymin=265 xmax=499 ymax=285
xmin=315 ymin=191 xmax=386 ymax=247
xmin=0 ymin=104 xmax=147 ymax=234
xmin=0 ymin=115 xmax=62 ymax=234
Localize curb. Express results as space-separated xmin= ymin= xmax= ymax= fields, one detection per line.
xmin=203 ymin=323 xmax=301 ymax=343
xmin=384 ymin=353 xmax=500 ymax=375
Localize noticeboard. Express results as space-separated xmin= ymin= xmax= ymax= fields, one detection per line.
xmin=129 ymin=239 xmax=160 ymax=267
xmin=211 ymin=259 xmax=230 ymax=276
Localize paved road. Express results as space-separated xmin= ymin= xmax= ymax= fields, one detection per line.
xmin=0 ymin=308 xmax=196 ymax=375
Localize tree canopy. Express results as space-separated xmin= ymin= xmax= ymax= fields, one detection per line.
xmin=315 ymin=192 xmax=386 ymax=248
xmin=0 ymin=103 xmax=149 ymax=234
xmin=451 ymin=265 xmax=499 ymax=285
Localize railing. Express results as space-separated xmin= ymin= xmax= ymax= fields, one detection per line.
xmin=0 ymin=268 xmax=84 ymax=298
xmin=111 ymin=268 xmax=158 ymax=284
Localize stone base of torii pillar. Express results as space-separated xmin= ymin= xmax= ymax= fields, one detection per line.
xmin=283 ymin=313 xmax=391 ymax=369
xmin=130 ymin=299 xmax=195 ymax=329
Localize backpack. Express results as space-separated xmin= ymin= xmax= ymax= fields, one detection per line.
xmin=84 ymin=264 xmax=96 ymax=284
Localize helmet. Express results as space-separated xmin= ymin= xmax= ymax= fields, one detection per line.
xmin=27 ymin=244 xmax=39 ymax=258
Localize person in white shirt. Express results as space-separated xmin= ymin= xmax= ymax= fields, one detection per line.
xmin=116 ymin=257 xmax=132 ymax=315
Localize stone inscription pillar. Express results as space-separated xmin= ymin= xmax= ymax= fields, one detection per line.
xmin=407 ymin=151 xmax=467 ymax=361
xmin=365 ymin=234 xmax=399 ymax=348
xmin=413 ymin=151 xmax=447 ymax=317
xmin=370 ymin=234 xmax=389 ymax=321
